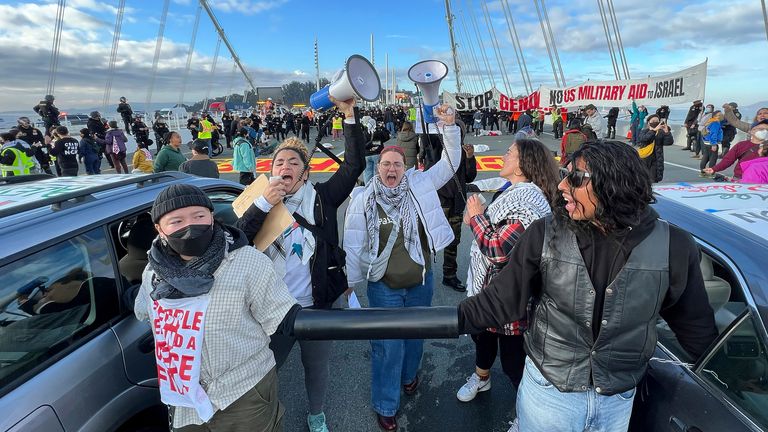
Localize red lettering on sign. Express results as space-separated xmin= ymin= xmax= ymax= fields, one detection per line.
xmin=179 ymin=355 xmax=194 ymax=381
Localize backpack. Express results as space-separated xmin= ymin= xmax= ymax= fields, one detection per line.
xmin=561 ymin=129 xmax=588 ymax=164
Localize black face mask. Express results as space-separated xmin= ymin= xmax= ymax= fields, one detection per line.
xmin=165 ymin=224 xmax=214 ymax=257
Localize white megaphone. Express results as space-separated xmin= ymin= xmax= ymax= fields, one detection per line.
xmin=408 ymin=60 xmax=449 ymax=123
xmin=310 ymin=55 xmax=381 ymax=110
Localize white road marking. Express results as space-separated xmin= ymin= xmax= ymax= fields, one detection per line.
xmin=663 ymin=161 xmax=700 ymax=172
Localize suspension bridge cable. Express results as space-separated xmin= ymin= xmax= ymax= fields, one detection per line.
xmin=457 ymin=8 xmax=488 ymax=91
xmin=47 ymin=0 xmax=66 ymax=96
xmin=533 ymin=0 xmax=560 ymax=87
xmin=465 ymin=0 xmax=497 ymax=88
xmin=481 ymin=1 xmax=512 ymax=96
xmin=102 ymin=0 xmax=125 ymax=113
xmin=445 ymin=0 xmax=463 ymax=93
xmin=606 ymin=0 xmax=630 ymax=79
xmin=145 ymin=0 xmax=170 ymax=114
xmin=541 ymin=0 xmax=566 ymax=86
xmin=456 ymin=45 xmax=479 ymax=94
xmin=597 ymin=0 xmax=620 ymax=80
xmin=203 ymin=38 xmax=222 ymax=111
xmin=501 ymin=0 xmax=532 ymax=94
xmin=179 ymin=5 xmax=202 ymax=107
xmin=763 ymin=0 xmax=768 ymax=43
xmin=452 ymin=19 xmax=479 ymax=94
xmin=225 ymin=61 xmax=237 ymax=103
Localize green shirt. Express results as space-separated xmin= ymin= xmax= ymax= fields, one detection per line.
xmin=377 ymin=205 xmax=431 ymax=289
xmin=153 ymin=145 xmax=187 ymax=172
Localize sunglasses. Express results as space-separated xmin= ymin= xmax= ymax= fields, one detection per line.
xmin=559 ymin=167 xmax=592 ymax=188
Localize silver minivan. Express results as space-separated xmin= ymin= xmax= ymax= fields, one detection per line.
xmin=0 ymin=173 xmax=245 ymax=432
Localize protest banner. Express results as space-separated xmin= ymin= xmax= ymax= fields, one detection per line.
xmin=442 ymin=60 xmax=707 ymax=111
xmin=540 ymin=60 xmax=707 ymax=108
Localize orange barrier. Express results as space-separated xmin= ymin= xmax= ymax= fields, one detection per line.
xmin=215 ymin=156 xmax=509 ymax=173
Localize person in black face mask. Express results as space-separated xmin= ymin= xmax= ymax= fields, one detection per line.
xmin=134 ymin=183 xmax=300 ymax=432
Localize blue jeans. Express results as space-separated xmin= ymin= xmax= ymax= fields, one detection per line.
xmin=386 ymin=122 xmax=396 ymax=137
xmin=517 ymin=357 xmax=636 ymax=432
xmin=364 ymin=154 xmax=379 ymax=184
xmin=367 ymin=271 xmax=434 ymax=417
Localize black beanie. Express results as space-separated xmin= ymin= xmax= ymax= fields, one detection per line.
xmin=151 ymin=184 xmax=214 ymax=223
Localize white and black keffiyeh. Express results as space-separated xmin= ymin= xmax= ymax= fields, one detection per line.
xmin=365 ymin=174 xmax=424 ymax=267
xmin=467 ymin=182 xmax=551 ymax=296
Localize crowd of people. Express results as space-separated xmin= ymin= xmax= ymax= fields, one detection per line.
xmin=127 ymin=96 xmax=728 ymax=432
xmin=3 ymin=90 xmax=768 ymax=432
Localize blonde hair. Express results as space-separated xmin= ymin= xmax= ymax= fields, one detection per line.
xmin=273 ymin=136 xmax=311 ymax=165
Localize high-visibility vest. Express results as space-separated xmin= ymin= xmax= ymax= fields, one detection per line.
xmin=332 ymin=117 xmax=343 ymax=130
xmin=199 ymin=119 xmax=213 ymax=139
xmin=1 ymin=147 xmax=35 ymax=176
xmin=408 ymin=107 xmax=417 ymax=121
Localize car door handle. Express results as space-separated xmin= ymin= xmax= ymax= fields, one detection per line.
xmin=138 ymin=334 xmax=155 ymax=354
xmin=670 ymin=417 xmax=702 ymax=432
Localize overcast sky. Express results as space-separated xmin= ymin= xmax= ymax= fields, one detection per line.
xmin=0 ymin=0 xmax=765 ymax=113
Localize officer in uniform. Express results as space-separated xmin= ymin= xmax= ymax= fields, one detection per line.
xmin=152 ymin=117 xmax=170 ymax=155
xmin=117 ymin=97 xmax=133 ymax=134
xmin=1 ymin=130 xmax=38 ymax=177
xmin=33 ymin=95 xmax=60 ymax=132
xmin=15 ymin=116 xmax=52 ymax=174
xmin=132 ymin=115 xmax=152 ymax=148
xmin=187 ymin=112 xmax=201 ymax=140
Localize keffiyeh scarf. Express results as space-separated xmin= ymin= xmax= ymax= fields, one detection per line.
xmin=365 ymin=174 xmax=424 ymax=267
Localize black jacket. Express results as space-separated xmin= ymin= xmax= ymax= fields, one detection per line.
xmin=684 ymin=104 xmax=702 ymax=127
xmin=33 ymin=101 xmax=60 ymax=122
xmin=117 ymin=102 xmax=133 ymax=119
xmin=458 ymin=208 xmax=718 ymax=361
xmin=637 ymin=128 xmax=673 ymax=183
xmin=237 ymin=122 xmax=366 ymax=308
xmin=87 ymin=118 xmax=107 ymax=140
xmin=438 ymin=147 xmax=477 ymax=215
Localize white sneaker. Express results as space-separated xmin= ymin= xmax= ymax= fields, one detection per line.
xmin=507 ymin=418 xmax=519 ymax=432
xmin=456 ymin=372 xmax=491 ymax=402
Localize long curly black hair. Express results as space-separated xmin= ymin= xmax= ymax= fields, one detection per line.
xmin=514 ymin=138 xmax=560 ymax=205
xmin=554 ymin=140 xmax=655 ymax=234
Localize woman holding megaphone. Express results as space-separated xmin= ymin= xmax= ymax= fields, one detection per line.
xmin=343 ymin=104 xmax=461 ymax=431
xmin=237 ymin=97 xmax=365 ymax=432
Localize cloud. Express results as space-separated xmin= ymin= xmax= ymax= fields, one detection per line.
xmin=207 ymin=0 xmax=288 ymax=15
xmin=0 ymin=2 xmax=310 ymax=112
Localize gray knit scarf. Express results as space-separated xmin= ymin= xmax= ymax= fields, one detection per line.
xmin=148 ymin=223 xmax=229 ymax=300
xmin=365 ymin=174 xmax=424 ymax=266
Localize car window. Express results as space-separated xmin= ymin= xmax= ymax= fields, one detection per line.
xmin=656 ymin=247 xmax=747 ymax=363
xmin=699 ymin=313 xmax=768 ymax=429
xmin=208 ymin=190 xmax=242 ymax=227
xmin=0 ymin=228 xmax=120 ymax=389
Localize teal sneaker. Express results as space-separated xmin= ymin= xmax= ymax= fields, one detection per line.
xmin=308 ymin=412 xmax=329 ymax=432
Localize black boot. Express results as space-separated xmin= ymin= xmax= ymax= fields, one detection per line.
xmin=442 ymin=275 xmax=466 ymax=292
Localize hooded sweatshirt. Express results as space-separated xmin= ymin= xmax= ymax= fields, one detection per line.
xmin=458 ymin=207 xmax=718 ymax=360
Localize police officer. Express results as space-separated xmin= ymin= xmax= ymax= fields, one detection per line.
xmin=116 ymin=97 xmax=133 ymax=134
xmin=1 ymin=130 xmax=38 ymax=177
xmin=33 ymin=95 xmax=60 ymax=132
xmin=132 ymin=115 xmax=152 ymax=148
xmin=187 ymin=112 xmax=201 ymax=140
xmin=152 ymin=117 xmax=170 ymax=154
xmin=87 ymin=111 xmax=107 ymax=141
xmin=15 ymin=116 xmax=53 ymax=174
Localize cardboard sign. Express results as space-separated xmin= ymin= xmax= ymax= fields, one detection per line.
xmin=232 ymin=175 xmax=294 ymax=251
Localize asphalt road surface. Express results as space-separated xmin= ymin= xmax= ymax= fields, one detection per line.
xmin=103 ymin=125 xmax=720 ymax=432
